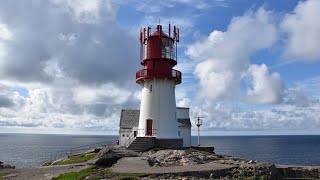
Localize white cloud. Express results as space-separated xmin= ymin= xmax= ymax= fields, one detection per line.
xmin=281 ymin=0 xmax=320 ymax=61
xmin=140 ymin=16 xmax=194 ymax=37
xmin=50 ymin=0 xmax=118 ymax=23
xmin=246 ymin=64 xmax=283 ymax=104
xmin=177 ymin=98 xmax=190 ymax=107
xmin=58 ymin=33 xmax=79 ymax=45
xmin=122 ymin=0 xmax=214 ymax=13
xmin=284 ymin=88 xmax=311 ymax=107
xmin=0 ymin=81 xmax=139 ymax=133
xmin=0 ymin=1 xmax=140 ymax=134
xmin=187 ymin=8 xmax=279 ymax=101
xmin=0 ymin=22 xmax=12 ymax=62
xmin=72 ymin=84 xmax=132 ymax=105
xmin=190 ymin=101 xmax=320 ymax=132
xmin=0 ymin=1 xmax=138 ymax=85
xmin=0 ymin=23 xmax=12 ymax=40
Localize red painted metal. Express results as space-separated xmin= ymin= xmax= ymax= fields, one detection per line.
xmin=136 ymin=69 xmax=181 ymax=84
xmin=137 ymin=24 xmax=181 ymax=84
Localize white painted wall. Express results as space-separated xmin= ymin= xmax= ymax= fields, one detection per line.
xmin=179 ymin=126 xmax=191 ymax=147
xmin=177 ymin=107 xmax=191 ymax=147
xmin=119 ymin=129 xmax=131 ymax=146
xmin=138 ymin=79 xmax=180 ymax=139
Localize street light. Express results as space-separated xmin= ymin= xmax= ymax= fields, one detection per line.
xmin=195 ymin=117 xmax=203 ymax=146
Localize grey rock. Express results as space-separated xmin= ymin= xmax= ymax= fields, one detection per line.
xmin=0 ymin=161 xmax=15 ymax=169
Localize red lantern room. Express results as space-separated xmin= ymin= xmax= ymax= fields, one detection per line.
xmin=136 ymin=24 xmax=181 ymax=84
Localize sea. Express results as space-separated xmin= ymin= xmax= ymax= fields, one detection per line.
xmin=0 ymin=134 xmax=319 ymax=168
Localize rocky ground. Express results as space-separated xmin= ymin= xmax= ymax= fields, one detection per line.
xmin=2 ymin=147 xmax=320 ymax=179
xmin=98 ymin=147 xmax=283 ymax=179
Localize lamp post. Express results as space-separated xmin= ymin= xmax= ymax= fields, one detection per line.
xmin=195 ymin=117 xmax=203 ymax=146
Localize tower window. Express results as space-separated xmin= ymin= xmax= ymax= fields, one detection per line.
xmin=149 ymin=85 xmax=153 ymax=92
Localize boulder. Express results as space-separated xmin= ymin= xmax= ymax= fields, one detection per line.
xmin=0 ymin=161 xmax=15 ymax=169
xmin=95 ymin=147 xmax=138 ymax=167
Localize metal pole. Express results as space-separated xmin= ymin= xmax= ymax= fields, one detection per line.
xmin=195 ymin=117 xmax=203 ymax=147
xmin=197 ymin=125 xmax=200 ymax=146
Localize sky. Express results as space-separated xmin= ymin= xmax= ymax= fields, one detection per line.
xmin=0 ymin=0 xmax=320 ymax=135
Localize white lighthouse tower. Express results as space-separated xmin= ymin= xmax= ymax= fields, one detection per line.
xmin=136 ymin=24 xmax=182 ymax=147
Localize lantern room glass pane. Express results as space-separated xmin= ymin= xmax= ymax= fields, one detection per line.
xmin=162 ymin=38 xmax=175 ymax=60
xmin=140 ymin=42 xmax=147 ymax=60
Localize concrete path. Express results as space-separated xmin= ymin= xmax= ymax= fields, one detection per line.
xmin=3 ymin=163 xmax=89 ymax=180
xmin=111 ymin=157 xmax=235 ymax=174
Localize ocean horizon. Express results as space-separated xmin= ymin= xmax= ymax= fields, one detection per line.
xmin=0 ymin=133 xmax=319 ymax=168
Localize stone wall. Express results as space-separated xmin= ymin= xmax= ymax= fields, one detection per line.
xmin=155 ymin=139 xmax=183 ymax=149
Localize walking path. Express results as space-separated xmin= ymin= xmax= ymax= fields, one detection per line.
xmin=3 ymin=160 xmax=95 ymax=180
xmin=111 ymin=156 xmax=235 ymax=174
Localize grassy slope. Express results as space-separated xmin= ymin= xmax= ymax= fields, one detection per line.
xmin=52 ymin=167 xmax=96 ymax=180
xmin=52 ymin=152 xmax=97 ymax=165
xmin=53 ymin=167 xmax=145 ymax=180
xmin=0 ymin=170 xmax=10 ymax=180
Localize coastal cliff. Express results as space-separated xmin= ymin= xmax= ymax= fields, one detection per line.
xmin=2 ymin=147 xmax=319 ymax=180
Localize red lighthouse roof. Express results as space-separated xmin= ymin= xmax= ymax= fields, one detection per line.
xmin=136 ymin=24 xmax=182 ymax=85
xmin=150 ymin=25 xmax=171 ymax=38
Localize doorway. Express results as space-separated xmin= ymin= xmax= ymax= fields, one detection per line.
xmin=146 ymin=119 xmax=153 ymax=136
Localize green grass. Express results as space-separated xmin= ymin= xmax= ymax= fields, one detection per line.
xmin=52 ymin=152 xmax=97 ymax=165
xmin=53 ymin=167 xmax=146 ymax=180
xmin=99 ymin=169 xmax=145 ymax=180
xmin=52 ymin=167 xmax=96 ymax=180
xmin=0 ymin=170 xmax=10 ymax=180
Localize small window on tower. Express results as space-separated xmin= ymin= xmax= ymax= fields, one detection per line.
xmin=149 ymin=85 xmax=153 ymax=92
xmin=122 ymin=134 xmax=125 ymax=137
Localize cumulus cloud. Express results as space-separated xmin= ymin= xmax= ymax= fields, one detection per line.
xmin=0 ymin=95 xmax=14 ymax=108
xmin=0 ymin=1 xmax=141 ymax=133
xmin=51 ymin=0 xmax=118 ymax=24
xmin=187 ymin=8 xmax=280 ymax=101
xmin=190 ymin=101 xmax=320 ymax=132
xmin=72 ymin=84 xmax=132 ymax=105
xmin=0 ymin=0 xmax=138 ymax=85
xmin=122 ymin=0 xmax=215 ymax=13
xmin=284 ymin=88 xmax=311 ymax=107
xmin=188 ymin=73 xmax=320 ymax=133
xmin=245 ymin=64 xmax=283 ymax=104
xmin=0 ymin=82 xmax=139 ymax=133
xmin=281 ymin=0 xmax=320 ymax=61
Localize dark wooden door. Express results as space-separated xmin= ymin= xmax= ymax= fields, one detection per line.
xmin=146 ymin=119 xmax=153 ymax=136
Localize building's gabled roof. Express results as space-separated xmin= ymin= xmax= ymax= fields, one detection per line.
xmin=176 ymin=107 xmax=189 ymax=109
xmin=178 ymin=118 xmax=191 ymax=128
xmin=119 ymin=109 xmax=140 ymax=129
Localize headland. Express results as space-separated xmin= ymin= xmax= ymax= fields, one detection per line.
xmin=1 ymin=146 xmax=319 ymax=180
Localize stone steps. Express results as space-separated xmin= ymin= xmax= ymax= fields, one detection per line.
xmin=128 ymin=137 xmax=155 ymax=152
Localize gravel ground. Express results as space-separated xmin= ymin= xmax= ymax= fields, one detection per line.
xmin=3 ymin=163 xmax=89 ymax=180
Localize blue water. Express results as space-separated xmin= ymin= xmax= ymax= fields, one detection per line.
xmin=0 ymin=134 xmax=319 ymax=168
xmin=0 ymin=133 xmax=118 ymax=168
xmin=192 ymin=136 xmax=320 ymax=166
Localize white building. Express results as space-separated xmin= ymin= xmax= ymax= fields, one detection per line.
xmin=119 ymin=107 xmax=191 ymax=147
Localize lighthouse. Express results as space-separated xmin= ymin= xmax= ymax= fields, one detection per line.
xmin=135 ymin=24 xmax=183 ymax=147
